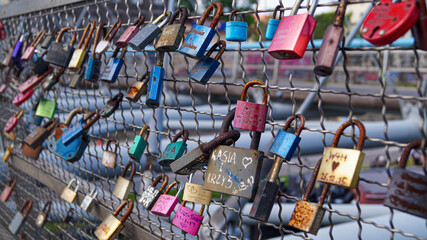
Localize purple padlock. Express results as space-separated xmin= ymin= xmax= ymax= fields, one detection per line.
xmin=233 ymin=80 xmax=268 ymax=132
xmin=151 ymin=181 xmax=182 ymax=217
xmin=115 ymin=16 xmax=145 ymax=48
xmin=172 ymin=201 xmax=205 ymax=236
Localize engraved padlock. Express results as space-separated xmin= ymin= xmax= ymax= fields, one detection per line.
xmin=151 ymin=181 xmax=183 ymax=217
xmin=129 ymin=125 xmax=150 ymax=162
xmin=68 ymin=20 xmax=95 ymax=70
xmin=45 ymin=27 xmax=77 ymax=67
xmin=94 ymin=199 xmax=133 ymax=240
xmin=35 ymin=89 xmax=59 ymax=119
xmin=115 ymin=16 xmax=145 ymax=48
xmin=80 ymin=188 xmax=99 ymax=212
xmin=189 ymin=40 xmax=226 ymax=84
xmin=21 ymin=30 xmax=45 ymax=61
xmin=24 ymin=118 xmax=58 ymax=148
xmin=155 ymin=7 xmax=188 ymax=52
xmin=413 ymin=0 xmax=427 ymax=50
xmin=138 ymin=174 xmax=168 ymax=210
xmin=1 ymin=176 xmax=17 ymax=202
xmin=113 ymin=162 xmax=136 ymax=200
xmin=159 ymin=129 xmax=189 ymax=166
xmin=316 ymin=120 xmax=366 ymax=188
xmin=103 ymin=139 xmax=119 ymax=169
xmin=8 ymin=199 xmax=32 ymax=235
xmin=85 ymin=22 xmax=105 ymax=82
xmin=60 ymin=179 xmax=80 ymax=203
xmin=265 ymin=5 xmax=284 ymax=40
xmin=100 ymin=47 xmax=127 ymax=83
xmin=183 ymin=173 xmax=212 ymax=205
xmin=96 ymin=19 xmax=121 ymax=55
xmin=129 ymin=11 xmax=171 ymax=51
xmin=146 ymin=51 xmax=164 ymax=108
xmin=226 ymin=10 xmax=248 ymax=42
xmin=100 ymin=92 xmax=124 ymax=118
xmin=125 ymin=71 xmax=149 ymax=102
xmin=35 ymin=201 xmax=51 ymax=228
xmin=172 ymin=201 xmax=205 ymax=236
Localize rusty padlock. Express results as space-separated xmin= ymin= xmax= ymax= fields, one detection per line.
xmin=1 ymin=176 xmax=17 ymax=202
xmin=155 ymin=7 xmax=188 ymax=52
xmin=9 ymin=199 xmax=32 ymax=235
xmin=103 ymin=139 xmax=119 ymax=169
xmin=125 ymin=71 xmax=149 ymax=102
xmin=24 ymin=118 xmax=58 ymax=148
xmin=113 ymin=162 xmax=136 ymax=200
xmin=100 ymin=92 xmax=124 ymax=118
xmin=94 ymin=200 xmax=133 ymax=240
xmin=35 ymin=201 xmax=51 ymax=228
xmin=159 ymin=129 xmax=189 ymax=166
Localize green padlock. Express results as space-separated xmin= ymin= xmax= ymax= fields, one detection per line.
xmin=159 ymin=130 xmax=189 ymax=166
xmin=35 ymin=90 xmax=58 ymax=119
xmin=129 ymin=125 xmax=150 ymax=162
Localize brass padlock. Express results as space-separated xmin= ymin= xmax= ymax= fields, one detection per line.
xmin=183 ymin=173 xmax=212 ymax=205
xmin=60 ymin=179 xmax=80 ymax=203
xmin=102 ymin=139 xmax=119 ymax=169
xmin=24 ymin=118 xmax=58 ymax=148
xmin=113 ymin=162 xmax=136 ymax=200
xmin=3 ymin=144 xmax=13 ymax=162
xmin=68 ymin=20 xmax=95 ymax=70
xmin=125 ymin=71 xmax=150 ymax=102
xmin=316 ymin=120 xmax=366 ymax=188
xmin=155 ymin=7 xmax=188 ymax=52
xmin=35 ymin=201 xmax=51 ymax=228
xmin=95 ymin=199 xmax=133 ymax=240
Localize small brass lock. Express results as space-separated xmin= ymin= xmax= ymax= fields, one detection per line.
xmin=113 ymin=162 xmax=136 ymax=200
xmin=94 ymin=199 xmax=133 ymax=240
xmin=183 ymin=173 xmax=212 ymax=205
xmin=35 ymin=201 xmax=51 ymax=228
xmin=60 ymin=179 xmax=80 ymax=203
xmin=102 ymin=139 xmax=119 ymax=169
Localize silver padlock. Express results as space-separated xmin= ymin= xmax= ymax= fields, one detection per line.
xmin=80 ymin=188 xmax=99 ymax=212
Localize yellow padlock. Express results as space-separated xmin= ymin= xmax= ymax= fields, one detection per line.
xmin=68 ymin=21 xmax=95 ymax=70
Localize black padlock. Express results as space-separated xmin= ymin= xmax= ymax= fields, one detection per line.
xmin=45 ymin=27 xmax=76 ymax=67
xmin=100 ymin=92 xmax=124 ymax=118
xmin=32 ymin=51 xmax=50 ymax=76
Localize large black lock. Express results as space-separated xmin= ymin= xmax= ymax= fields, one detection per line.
xmin=45 ymin=27 xmax=76 ymax=67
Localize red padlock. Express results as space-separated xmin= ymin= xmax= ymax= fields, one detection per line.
xmin=1 ymin=176 xmax=16 ymax=202
xmin=12 ymin=89 xmax=34 ymax=106
xmin=361 ymin=0 xmax=419 ymax=46
xmin=413 ymin=0 xmax=427 ymax=50
xmin=18 ymin=67 xmax=53 ymax=93
xmin=4 ymin=109 xmax=24 ymax=133
xmin=115 ymin=16 xmax=145 ymax=48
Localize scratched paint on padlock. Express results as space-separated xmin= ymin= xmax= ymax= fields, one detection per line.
xmin=234 ymin=101 xmax=268 ymax=132
xmin=204 ymin=145 xmax=263 ymax=199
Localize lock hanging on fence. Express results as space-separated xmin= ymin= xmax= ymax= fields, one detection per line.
xmin=146 ymin=51 xmax=164 ymax=108
xmin=4 ymin=109 xmax=24 ymax=133
xmin=100 ymin=47 xmax=127 ymax=83
xmin=189 ymin=40 xmax=226 ymax=84
xmin=85 ymin=22 xmax=105 ymax=82
xmin=69 ymin=66 xmax=86 ymax=88
xmin=35 ymin=201 xmax=51 ymax=228
xmin=18 ymin=67 xmax=53 ymax=93
xmin=226 ymin=10 xmax=248 ymax=42
xmin=41 ymin=28 xmax=57 ymax=49
xmin=2 ymin=144 xmax=13 ymax=162
xmin=11 ymin=33 xmax=26 ymax=64
xmin=103 ymin=139 xmax=119 ymax=169
xmin=61 ymin=109 xmax=100 ymax=145
xmin=0 ymin=176 xmax=16 ymax=202
xmin=100 ymin=92 xmax=124 ymax=118
xmin=125 ymin=71 xmax=150 ymax=102
xmin=413 ymin=0 xmax=427 ymax=51
xmin=177 ymin=2 xmax=223 ymax=59
xmin=21 ymin=30 xmax=45 ymax=61
xmin=138 ymin=174 xmax=168 ymax=210
xmin=94 ymin=199 xmax=133 ymax=240
xmin=113 ymin=162 xmax=136 ymax=200
xmin=265 ymin=5 xmax=283 ymax=40
xmin=80 ymin=188 xmax=99 ymax=212
xmin=68 ymin=20 xmax=95 ymax=70
xmin=151 ymin=181 xmax=183 ymax=217
xmin=63 ymin=208 xmax=74 ymax=223
xmin=12 ymin=89 xmax=34 ymax=106
xmin=129 ymin=125 xmax=150 ymax=162
xmin=129 ymin=11 xmax=171 ymax=51
xmin=8 ymin=199 xmax=32 ymax=235
xmin=24 ymin=118 xmax=58 ymax=148
xmin=32 ymin=51 xmax=50 ymax=76
xmin=155 ymin=7 xmax=188 ymax=52
xmin=172 ymin=201 xmax=205 ymax=236
xmin=183 ymin=173 xmax=212 ymax=206
xmin=2 ymin=34 xmax=21 ymax=67
xmin=115 ymin=16 xmax=145 ymax=48
xmin=96 ymin=19 xmax=121 ymax=55
xmin=159 ymin=129 xmax=189 ymax=166
xmin=45 ymin=27 xmax=77 ymax=67
xmin=61 ymin=178 xmax=80 ymax=203
xmin=35 ymin=89 xmax=59 ymax=119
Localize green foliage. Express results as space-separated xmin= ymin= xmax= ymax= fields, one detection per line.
xmin=313 ymin=12 xmax=335 ymax=39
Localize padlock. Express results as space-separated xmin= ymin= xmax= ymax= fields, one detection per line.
xmin=24 ymin=118 xmax=58 ymax=148
xmin=172 ymin=201 xmax=205 ymax=236
xmin=4 ymin=109 xmax=24 ymax=133
xmin=268 ymin=0 xmax=318 ymax=59
xmin=155 ymin=7 xmax=188 ymax=52
xmin=100 ymin=47 xmax=127 ymax=83
xmin=100 ymin=92 xmax=124 ymax=118
xmin=21 ymin=30 xmax=45 ymax=61
xmin=2 ymin=144 xmax=13 ymax=162
xmin=115 ymin=16 xmax=145 ymax=48
xmin=138 ymin=174 xmax=168 ymax=210
xmin=80 ymin=188 xmax=99 ymax=212
xmin=146 ymin=51 xmax=164 ymax=108
xmin=11 ymin=33 xmax=26 ymax=63
xmin=265 ymin=5 xmax=283 ymax=40
xmin=128 ymin=11 xmax=171 ymax=51
xmin=61 ymin=179 xmax=80 ymax=203
xmin=0 ymin=20 xmax=4 ymax=40
xmin=151 ymin=181 xmax=183 ymax=217
xmin=85 ymin=21 xmax=104 ymax=82
xmin=45 ymin=27 xmax=77 ymax=67
xmin=18 ymin=67 xmax=53 ymax=93
xmin=183 ymin=173 xmax=212 ymax=205
xmin=361 ymin=0 xmax=419 ymax=46
xmin=61 ymin=109 xmax=100 ymax=145
xmin=63 ymin=208 xmax=74 ymax=223
xmin=35 ymin=90 xmax=59 ymax=119
xmin=35 ymin=201 xmax=51 ymax=228
xmin=250 ymin=114 xmax=305 ymax=221
xmin=68 ymin=67 xmax=85 ymax=88
xmin=28 ymin=106 xmax=43 ymax=127
xmin=316 ymin=120 xmax=366 ymax=188
xmin=94 ymin=199 xmax=133 ymax=240
xmin=383 ymin=139 xmax=427 ymax=219
xmin=113 ymin=162 xmax=136 ymax=200
xmin=103 ymin=139 xmax=119 ymax=169
xmin=40 ymin=28 xmax=57 ymax=49
xmin=189 ymin=40 xmax=226 ymax=84
xmin=96 ymin=19 xmax=121 ymax=55
xmin=125 ymin=71 xmax=150 ymax=102
xmin=8 ymin=199 xmax=32 ymax=235
xmin=178 ymin=2 xmax=223 ymax=59
xmin=12 ymin=89 xmax=34 ymax=106
xmin=3 ymin=34 xmax=21 ymax=67
xmin=413 ymin=0 xmax=427 ymax=51
xmin=233 ymin=80 xmax=268 ymax=132
xmin=204 ymin=108 xmax=264 ymax=199
xmin=314 ymin=0 xmax=348 ymax=76
xmin=22 ymin=143 xmax=42 ymax=160
xmin=289 ymin=160 xmax=330 ymax=235
xmin=1 ymin=176 xmax=17 ymax=202
xmin=42 ymin=68 xmax=64 ymax=92
xmin=226 ymin=9 xmax=248 ymax=42
xmin=68 ymin=20 xmax=95 ymax=70
xmin=4 ymin=130 xmax=16 ymax=141
xmin=32 ymin=51 xmax=50 ymax=76
xmin=129 ymin=125 xmax=150 ymax=162
xmin=159 ymin=129 xmax=189 ymax=166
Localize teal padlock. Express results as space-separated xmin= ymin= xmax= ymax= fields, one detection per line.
xmin=159 ymin=130 xmax=189 ymax=166
xmin=35 ymin=90 xmax=58 ymax=119
xmin=129 ymin=125 xmax=150 ymax=162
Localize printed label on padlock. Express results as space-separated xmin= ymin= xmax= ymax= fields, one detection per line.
xmin=234 ymin=101 xmax=268 ymax=132
xmin=178 ymin=25 xmax=215 ymax=59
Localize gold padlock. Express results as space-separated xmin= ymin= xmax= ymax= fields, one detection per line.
xmin=3 ymin=130 xmax=16 ymax=140
xmin=35 ymin=201 xmax=51 ymax=228
xmin=316 ymin=120 xmax=366 ymax=188
xmin=102 ymin=139 xmax=119 ymax=169
xmin=68 ymin=21 xmax=95 ymax=70
xmin=113 ymin=162 xmax=136 ymax=200
xmin=94 ymin=199 xmax=133 ymax=240
xmin=182 ymin=173 xmax=212 ymax=205
xmin=3 ymin=144 xmax=13 ymax=162
xmin=60 ymin=179 xmax=80 ymax=203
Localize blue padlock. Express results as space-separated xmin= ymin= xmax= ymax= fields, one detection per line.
xmin=146 ymin=52 xmax=164 ymax=108
xmin=100 ymin=47 xmax=127 ymax=83
xmin=177 ymin=2 xmax=223 ymax=59
xmin=226 ymin=10 xmax=248 ymax=42
xmin=85 ymin=22 xmax=104 ymax=82
xmin=54 ymin=131 xmax=89 ymax=162
xmin=11 ymin=33 xmax=25 ymax=62
xmin=265 ymin=5 xmax=283 ymax=40
xmin=28 ymin=109 xmax=43 ymax=127
xmin=61 ymin=110 xmax=100 ymax=146
xmin=189 ymin=40 xmax=226 ymax=84
xmin=269 ymin=114 xmax=305 ymax=160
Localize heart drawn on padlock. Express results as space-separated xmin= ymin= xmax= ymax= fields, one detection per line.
xmin=242 ymin=157 xmax=253 ymax=169
xmin=332 ymin=161 xmax=340 ymax=172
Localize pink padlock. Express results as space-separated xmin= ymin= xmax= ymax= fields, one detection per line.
xmin=13 ymin=89 xmax=34 ymax=106
xmin=4 ymin=109 xmax=24 ymax=133
xmin=115 ymin=16 xmax=145 ymax=48
xmin=233 ymin=80 xmax=268 ymax=132
xmin=21 ymin=30 xmax=45 ymax=61
xmin=151 ymin=181 xmax=182 ymax=217
xmin=18 ymin=68 xmax=53 ymax=93
xmin=172 ymin=201 xmax=205 ymax=236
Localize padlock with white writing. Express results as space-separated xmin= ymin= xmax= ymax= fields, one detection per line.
xmin=189 ymin=40 xmax=226 ymax=84
xmin=159 ymin=129 xmax=189 ymax=166
xmin=316 ymin=120 xmax=366 ymax=188
xmin=129 ymin=125 xmax=149 ymax=162
xmin=80 ymin=188 xmax=99 ymax=212
xmin=265 ymin=6 xmax=283 ymax=40
xmin=178 ymin=2 xmax=223 ymax=59
xmin=129 ymin=11 xmax=171 ymax=51
xmin=35 ymin=201 xmax=51 ymax=228
xmin=60 ymin=179 xmax=80 ymax=203
xmin=21 ymin=30 xmax=45 ymax=61
xmin=100 ymin=92 xmax=124 ymax=118
xmin=183 ymin=173 xmax=212 ymax=205
xmin=100 ymin=47 xmax=127 ymax=83
xmin=94 ymin=200 xmax=133 ymax=240
xmin=9 ymin=199 xmax=32 ymax=235
xmin=68 ymin=21 xmax=95 ymax=70
xmin=96 ymin=19 xmax=121 ymax=55
xmin=45 ymin=27 xmax=76 ymax=67
xmin=413 ymin=0 xmax=427 ymax=50
xmin=155 ymin=7 xmax=188 ymax=52
xmin=151 ymin=181 xmax=183 ymax=217
xmin=125 ymin=71 xmax=149 ymax=102
xmin=24 ymin=118 xmax=58 ymax=148
xmin=115 ymin=16 xmax=145 ymax=48
xmin=146 ymin=51 xmax=164 ymax=108
xmin=113 ymin=162 xmax=136 ymax=200
xmin=1 ymin=176 xmax=16 ymax=202
xmin=138 ymin=174 xmax=168 ymax=210
xmin=4 ymin=109 xmax=24 ymax=133
xmin=172 ymin=201 xmax=205 ymax=236
xmin=226 ymin=9 xmax=248 ymax=41
xmin=85 ymin=22 xmax=105 ymax=82
xmin=35 ymin=90 xmax=58 ymax=119
xmin=103 ymin=139 xmax=119 ymax=169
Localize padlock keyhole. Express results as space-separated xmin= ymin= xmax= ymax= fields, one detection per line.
xmin=369 ymin=26 xmax=380 ymax=38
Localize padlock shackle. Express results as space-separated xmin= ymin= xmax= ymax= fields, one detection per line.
xmin=182 ymin=201 xmax=205 ymax=216
xmin=121 ymin=161 xmax=136 ymax=181
xmin=89 ymin=188 xmax=99 ymax=198
xmin=106 ymin=139 xmax=119 ymax=153
xmin=133 ymin=15 xmax=146 ymax=28
xmin=92 ymin=22 xmax=104 ymax=54
xmin=65 ymin=108 xmax=89 ymax=126
xmin=7 ymin=176 xmax=17 ymax=188
xmin=56 ymin=27 xmax=76 ymax=46
xmin=282 ymin=114 xmax=305 ymax=136
xmin=398 ymin=139 xmax=423 ymax=169
xmin=168 ymin=7 xmax=189 ymax=26
xmin=43 ymin=118 xmax=59 ymax=132
xmin=156 ymin=51 xmax=165 ymax=66
xmin=15 ymin=109 xmax=24 ymax=119
xmin=37 ymin=67 xmax=54 ymax=79
xmin=290 ymin=0 xmax=304 ymax=15
xmin=332 ymin=119 xmax=366 ymax=150
xmin=302 ymin=159 xmax=322 ymax=201
xmin=333 ymin=0 xmax=348 ymax=26
xmin=113 ymin=199 xmax=134 ymax=223
xmin=229 ymin=9 xmax=246 ymax=21
xmin=152 ymin=174 xmax=169 ymax=192
xmin=240 ymin=80 xmax=268 ymax=105
xmin=31 ymin=30 xmax=45 ymax=47
xmin=138 ymin=125 xmax=150 ymax=141
xmin=107 ymin=92 xmax=124 ymax=106
xmin=82 ymin=109 xmax=100 ymax=131
xmin=206 ymin=40 xmax=226 ymax=61
xmin=138 ymin=71 xmax=150 ymax=83
xmin=105 ymin=18 xmax=122 ymax=41
xmin=67 ymin=178 xmax=81 ymax=192
xmin=19 ymin=199 xmax=33 ymax=217
xmin=201 ymin=130 xmax=241 ymax=153
xmin=199 ymin=2 xmax=224 ymax=28
xmin=77 ymin=20 xmax=95 ymax=50
xmin=41 ymin=201 xmax=52 ymax=215
xmin=172 ymin=130 xmax=189 ymax=143
xmin=164 ymin=180 xmax=181 ymax=195
xmin=220 ymin=108 xmax=235 ymax=135
xmin=152 ymin=11 xmax=172 ymax=28
xmin=119 ymin=47 xmax=127 ymax=59
xmin=308 ymin=0 xmax=320 ymax=16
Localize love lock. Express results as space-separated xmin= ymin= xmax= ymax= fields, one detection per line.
xmin=100 ymin=92 xmax=124 ymax=118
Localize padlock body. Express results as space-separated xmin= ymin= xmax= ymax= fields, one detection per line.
xmin=21 ymin=46 xmax=35 ymax=61
xmin=100 ymin=104 xmax=116 ymax=118
xmin=12 ymin=40 xmax=23 ymax=60
xmin=3 ymin=146 xmax=12 ymax=162
xmin=24 ymin=126 xmax=49 ymax=148
xmin=413 ymin=16 xmax=427 ymax=51
xmin=316 ymin=147 xmax=365 ymax=188
xmin=116 ymin=26 xmax=140 ymax=48
xmin=52 ymin=132 xmax=88 ymax=162
xmin=113 ymin=176 xmax=132 ymax=200
xmin=8 ymin=212 xmax=25 ymax=235
xmin=178 ymin=24 xmax=215 ymax=59
xmin=226 ymin=21 xmax=248 ymax=42
xmin=45 ymin=42 xmax=75 ymax=67
xmin=265 ymin=18 xmax=281 ymax=40
xmin=383 ymin=168 xmax=427 ymax=219
xmin=41 ymin=35 xmax=53 ymax=49
xmin=139 ymin=185 xmax=161 ymax=210
xmin=155 ymin=24 xmax=186 ymax=52
xmin=35 ymin=98 xmax=57 ymax=119
xmin=172 ymin=205 xmax=204 ymax=236
xmin=189 ymin=56 xmax=220 ymax=84
xmin=204 ymin=145 xmax=264 ymax=199
xmin=13 ymin=89 xmax=34 ymax=106
xmin=22 ymin=144 xmax=42 ymax=160
xmin=268 ymin=14 xmax=317 ymax=59
xmin=33 ymin=57 xmax=50 ymax=76
xmin=100 ymin=58 xmax=124 ymax=83
xmin=4 ymin=115 xmax=19 ymax=133
xmin=234 ymin=100 xmax=268 ymax=132
xmin=151 ymin=195 xmax=179 ymax=217
xmin=288 ymin=200 xmax=325 ymax=235
xmin=80 ymin=195 xmax=95 ymax=212
xmin=249 ymin=180 xmax=279 ymax=221
xmin=18 ymin=75 xmax=39 ymax=93
xmin=61 ymin=186 xmax=77 ymax=203
xmin=95 ymin=40 xmax=111 ymax=55
xmin=129 ymin=24 xmax=162 ymax=51
xmin=94 ymin=214 xmax=122 ymax=240
xmin=269 ymin=130 xmax=301 ymax=160
xmin=125 ymin=81 xmax=148 ymax=102
xmin=28 ymin=109 xmax=43 ymax=126
xmin=183 ymin=182 xmax=212 ymax=205
xmin=2 ymin=48 xmax=13 ymax=67
xmin=159 ymin=141 xmax=187 ymax=166
xmin=0 ymin=186 xmax=13 ymax=202
xmin=102 ymin=151 xmax=117 ymax=168
xmin=146 ymin=65 xmax=164 ymax=108
xmin=35 ymin=213 xmax=47 ymax=228
xmin=61 ymin=121 xmax=84 ymax=145
xmin=314 ymin=25 xmax=344 ymax=76
xmin=85 ymin=57 xmax=102 ymax=82
xmin=128 ymin=135 xmax=147 ymax=162
xmin=170 ymin=146 xmax=209 ymax=175
xmin=68 ymin=49 xmax=87 ymax=70
xmin=69 ymin=73 xmax=83 ymax=88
